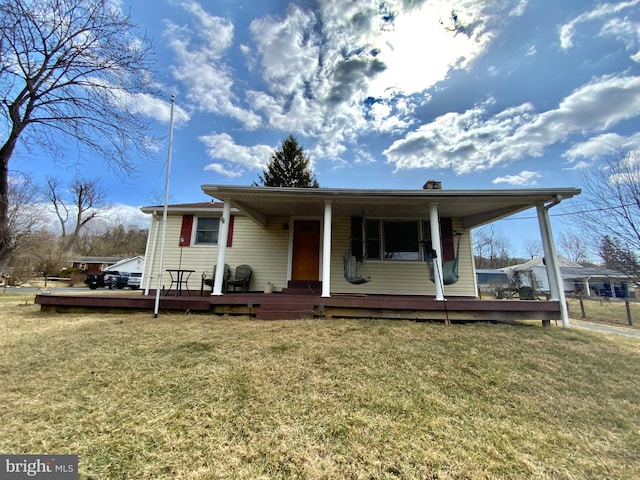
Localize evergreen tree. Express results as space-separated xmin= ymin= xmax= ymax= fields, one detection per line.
xmin=599 ymin=235 xmax=640 ymax=278
xmin=257 ymin=135 xmax=319 ymax=187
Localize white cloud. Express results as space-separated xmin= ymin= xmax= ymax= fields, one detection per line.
xmin=508 ymin=0 xmax=528 ymax=17
xmin=601 ymin=17 xmax=640 ymax=61
xmin=241 ymin=0 xmax=502 ymax=159
xmin=564 ymin=132 xmax=640 ymax=163
xmin=203 ymin=163 xmax=245 ymax=178
xmin=164 ymin=2 xmax=262 ymax=129
xmin=249 ymin=5 xmax=320 ymax=95
xmin=384 ymin=74 xmax=640 ymax=174
xmin=199 ymin=132 xmax=274 ymax=172
xmin=127 ymin=93 xmax=190 ymax=125
xmin=367 ymin=1 xmax=495 ymax=98
xmin=559 ymin=0 xmax=640 ymax=50
xmin=160 ymin=0 xmax=530 ymax=168
xmin=492 ymin=170 xmax=541 ymax=185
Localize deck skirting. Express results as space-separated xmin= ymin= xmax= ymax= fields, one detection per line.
xmin=34 ymin=290 xmax=562 ymax=324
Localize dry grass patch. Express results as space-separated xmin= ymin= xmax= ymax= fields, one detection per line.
xmin=566 ymin=296 xmax=640 ymax=328
xmin=1 ymin=294 xmax=639 ymax=479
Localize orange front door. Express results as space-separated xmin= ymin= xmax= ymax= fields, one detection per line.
xmin=291 ymin=220 xmax=320 ymax=281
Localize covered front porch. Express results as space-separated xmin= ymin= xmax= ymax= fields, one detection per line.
xmin=199 ymin=185 xmax=579 ymax=327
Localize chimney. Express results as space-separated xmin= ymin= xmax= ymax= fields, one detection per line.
xmin=423 ymin=179 xmax=442 ymax=190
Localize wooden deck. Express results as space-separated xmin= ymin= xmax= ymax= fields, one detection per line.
xmin=34 ymin=289 xmax=562 ymax=325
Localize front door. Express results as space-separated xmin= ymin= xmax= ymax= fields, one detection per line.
xmin=291 ymin=220 xmax=320 ymax=281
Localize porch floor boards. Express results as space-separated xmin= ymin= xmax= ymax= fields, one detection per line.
xmin=34 ymin=290 xmax=562 ymax=323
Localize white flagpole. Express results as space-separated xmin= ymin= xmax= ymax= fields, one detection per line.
xmin=154 ymin=95 xmax=176 ymax=318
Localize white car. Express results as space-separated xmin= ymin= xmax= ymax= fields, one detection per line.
xmin=127 ymin=272 xmax=142 ymax=290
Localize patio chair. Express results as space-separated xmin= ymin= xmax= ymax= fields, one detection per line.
xmin=200 ymin=264 xmax=231 ymax=295
xmin=226 ymin=264 xmax=253 ymax=293
xmin=425 ymin=233 xmax=462 ymax=286
xmin=517 ymin=286 xmax=535 ymax=300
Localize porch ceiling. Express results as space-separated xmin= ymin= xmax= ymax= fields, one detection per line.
xmin=201 ymin=185 xmax=581 ymax=229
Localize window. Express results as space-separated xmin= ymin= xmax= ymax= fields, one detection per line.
xmin=383 ymin=221 xmax=420 ymax=260
xmin=195 ymin=217 xmax=220 ymax=245
xmin=353 ymin=218 xmax=420 ymax=261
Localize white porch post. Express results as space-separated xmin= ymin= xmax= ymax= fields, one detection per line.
xmin=536 ymin=202 xmax=570 ymax=328
xmin=429 ymin=203 xmax=445 ymax=301
xmin=212 ymin=201 xmax=231 ymax=295
xmin=537 ymin=210 xmax=560 ymax=302
xmin=322 ymin=200 xmax=332 ymax=298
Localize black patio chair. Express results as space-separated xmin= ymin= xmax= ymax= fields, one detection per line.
xmin=226 ymin=264 xmax=252 ymax=293
xmin=200 ymin=264 xmax=231 ymax=295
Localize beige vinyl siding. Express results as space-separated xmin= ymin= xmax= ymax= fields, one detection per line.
xmin=143 ymin=214 xmax=291 ymax=293
xmin=143 ymin=213 xmax=477 ymax=297
xmin=329 ymin=217 xmax=476 ymax=297
xmin=225 ymin=216 xmax=290 ymax=291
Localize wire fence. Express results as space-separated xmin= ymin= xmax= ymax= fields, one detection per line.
xmin=566 ymin=295 xmax=639 ymax=328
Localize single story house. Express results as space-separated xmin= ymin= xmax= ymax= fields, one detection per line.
xmin=109 ymin=255 xmax=145 ymax=274
xmin=502 ymin=257 xmax=634 ymax=298
xmin=139 ymin=183 xmax=580 ymax=326
xmin=70 ymin=256 xmax=123 ymax=274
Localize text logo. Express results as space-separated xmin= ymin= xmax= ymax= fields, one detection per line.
xmin=0 ymin=455 xmax=77 ymax=479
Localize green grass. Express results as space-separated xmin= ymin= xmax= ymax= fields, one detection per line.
xmin=1 ymin=293 xmax=640 ymax=479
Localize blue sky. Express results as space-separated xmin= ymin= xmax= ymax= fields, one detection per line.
xmin=13 ymin=0 xmax=640 ymax=255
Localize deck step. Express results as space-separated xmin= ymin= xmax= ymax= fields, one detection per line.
xmin=283 ymin=280 xmax=322 ymax=295
xmin=257 ymin=299 xmax=317 ymax=320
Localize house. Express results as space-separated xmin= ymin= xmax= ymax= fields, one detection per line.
xmin=139 ymin=184 xmax=580 ymax=326
xmin=109 ymin=255 xmax=145 ymax=274
xmin=502 ymin=257 xmax=634 ymax=298
xmin=70 ymin=256 xmax=123 ymax=275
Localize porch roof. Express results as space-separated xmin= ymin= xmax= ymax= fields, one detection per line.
xmin=201 ymin=185 xmax=581 ymax=229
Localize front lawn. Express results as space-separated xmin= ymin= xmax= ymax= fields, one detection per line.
xmin=1 ymin=295 xmax=639 ymax=479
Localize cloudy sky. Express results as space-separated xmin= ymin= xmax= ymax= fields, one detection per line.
xmin=12 ymin=0 xmax=640 ymax=252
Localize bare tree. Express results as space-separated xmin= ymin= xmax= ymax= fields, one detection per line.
xmin=46 ymin=176 xmax=108 ymax=252
xmin=557 ymin=231 xmax=589 ymax=264
xmin=473 ymin=224 xmax=511 ymax=268
xmin=6 ymin=171 xmax=46 ymax=253
xmin=76 ymin=224 xmax=148 ymax=257
xmin=0 ymin=0 xmax=156 ymax=266
xmin=566 ymin=150 xmax=640 ymax=276
xmin=521 ymin=238 xmax=542 ymax=259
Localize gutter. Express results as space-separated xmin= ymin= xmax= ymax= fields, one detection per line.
xmin=544 ymin=194 xmax=563 ymax=211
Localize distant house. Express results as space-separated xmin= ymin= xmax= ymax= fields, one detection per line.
xmin=502 ymin=257 xmax=633 ymax=298
xmin=109 ymin=255 xmax=145 ymax=274
xmin=70 ymin=256 xmax=123 ymax=275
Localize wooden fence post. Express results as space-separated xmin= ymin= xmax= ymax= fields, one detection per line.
xmin=625 ymin=300 xmax=633 ymax=326
xmin=579 ymin=295 xmax=586 ymax=318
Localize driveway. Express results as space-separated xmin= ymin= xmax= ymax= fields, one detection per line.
xmin=570 ymin=319 xmax=640 ymax=339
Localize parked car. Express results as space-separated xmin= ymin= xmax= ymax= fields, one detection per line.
xmin=84 ymin=271 xmax=122 ymax=290
xmin=127 ymin=272 xmax=142 ymax=290
xmin=117 ymin=272 xmax=131 ymax=289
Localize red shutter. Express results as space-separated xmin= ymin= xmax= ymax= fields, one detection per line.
xmin=179 ymin=215 xmax=193 ymax=246
xmin=226 ymin=215 xmax=234 ymax=247
xmin=440 ymin=218 xmax=455 ymax=262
